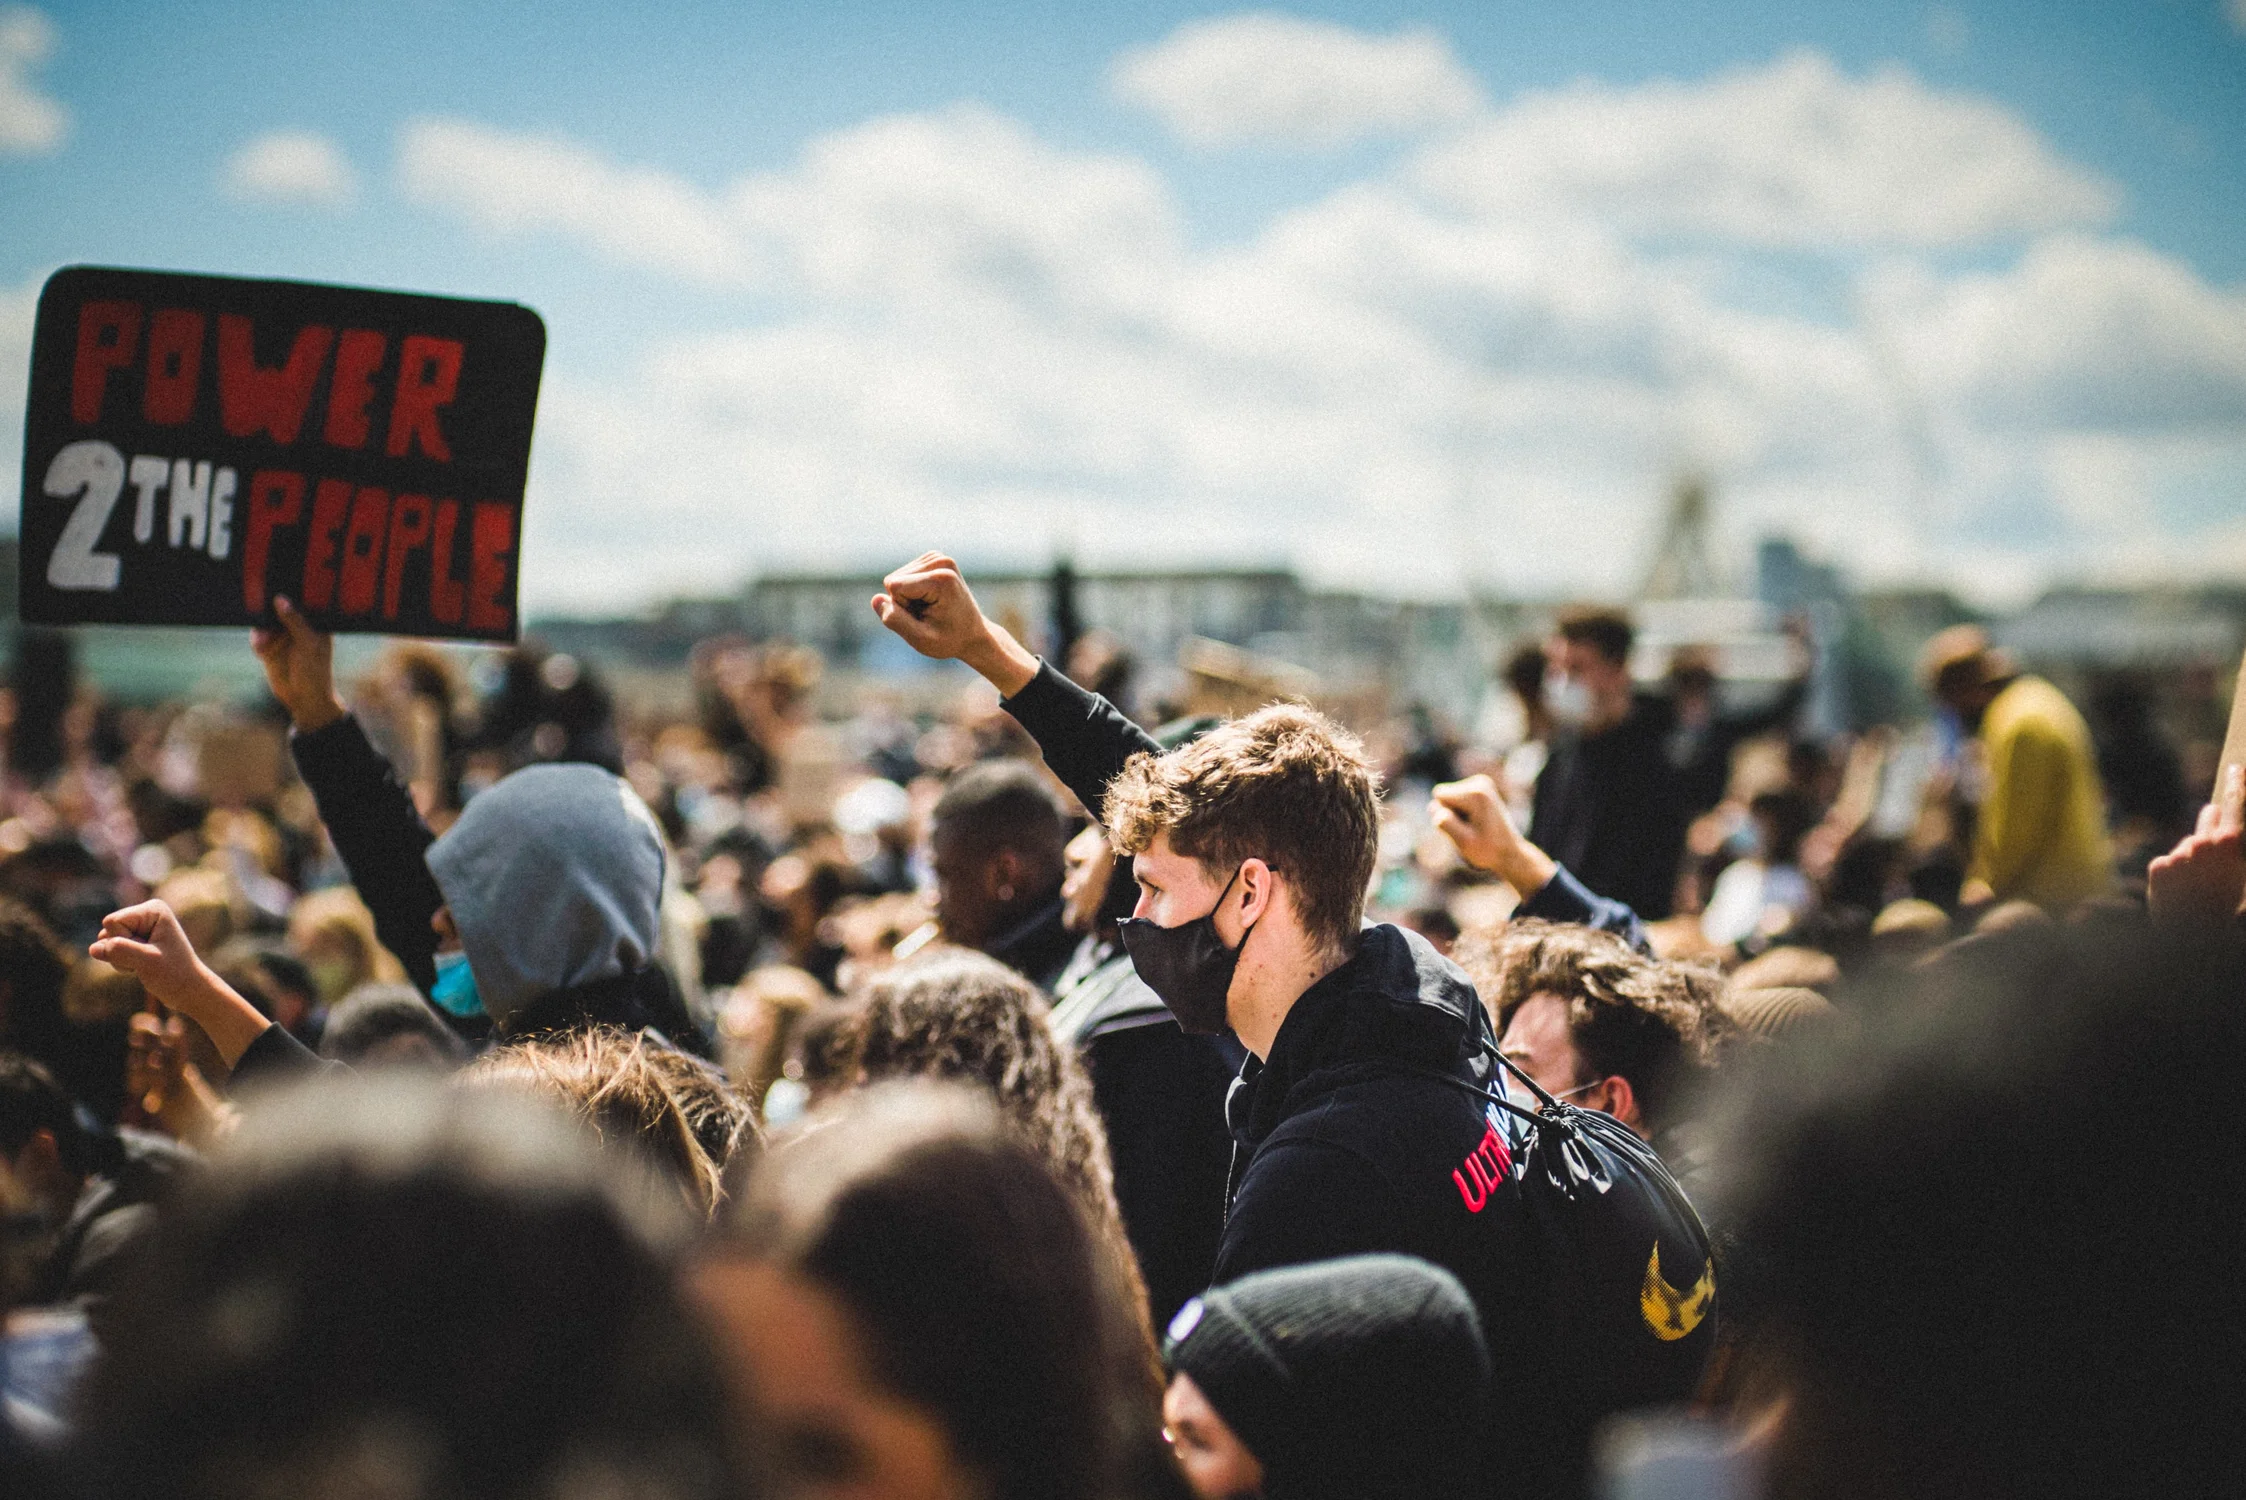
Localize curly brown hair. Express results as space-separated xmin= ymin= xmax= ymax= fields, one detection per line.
xmin=1452 ymin=919 xmax=1724 ymax=1132
xmin=851 ymin=949 xmax=1156 ymax=1351
xmin=1101 ymin=703 xmax=1380 ymax=954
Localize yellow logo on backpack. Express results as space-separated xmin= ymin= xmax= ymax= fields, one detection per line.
xmin=1639 ymin=1242 xmax=1714 ymax=1341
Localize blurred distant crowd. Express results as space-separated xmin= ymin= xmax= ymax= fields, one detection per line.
xmin=1 ymin=564 xmax=2240 ymax=1500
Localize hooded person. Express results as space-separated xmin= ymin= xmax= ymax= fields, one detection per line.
xmin=1160 ymin=1254 xmax=1494 ymax=1500
xmin=227 ymin=601 xmax=707 ymax=1078
xmin=423 ymin=763 xmax=678 ymax=1038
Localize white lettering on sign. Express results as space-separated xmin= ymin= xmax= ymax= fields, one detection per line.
xmin=42 ymin=442 xmax=244 ymax=591
xmin=168 ymin=458 xmax=211 ymax=551
xmin=128 ymin=453 xmax=166 ymax=544
xmin=208 ymin=466 xmax=235 ymax=560
xmin=44 ymin=440 xmax=126 ymax=591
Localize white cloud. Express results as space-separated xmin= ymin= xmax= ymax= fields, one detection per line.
xmin=1 ymin=269 xmax=45 ymax=512
xmin=0 ymin=5 xmax=66 ymax=154
xmin=223 ymin=130 xmax=359 ymax=208
xmin=1416 ymin=50 xmax=2118 ymax=249
xmin=391 ymin=55 xmax=2241 ymax=612
xmin=731 ymin=105 xmax=1182 ymax=318
xmin=1871 ymin=235 xmax=2246 ymax=431
xmin=397 ymin=117 xmax=748 ymax=282
xmin=1109 ymin=12 xmax=1484 ymax=148
xmin=2232 ymin=0 xmax=2246 ymax=34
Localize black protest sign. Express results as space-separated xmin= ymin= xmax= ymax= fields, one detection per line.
xmin=17 ymin=266 xmax=544 ymax=641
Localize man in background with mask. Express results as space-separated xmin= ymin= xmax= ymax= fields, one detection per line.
xmin=1530 ymin=607 xmax=1688 ymax=920
xmin=872 ymin=552 xmax=1658 ymax=1498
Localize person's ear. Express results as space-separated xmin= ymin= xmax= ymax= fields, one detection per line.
xmin=23 ymin=1127 xmax=65 ymax=1185
xmin=1235 ymin=857 xmax=1275 ymax=929
xmin=1593 ymin=1074 xmax=1643 ymax=1133
xmin=990 ymin=848 xmax=1022 ymax=904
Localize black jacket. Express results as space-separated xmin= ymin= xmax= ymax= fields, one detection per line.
xmin=1049 ymin=936 xmax=1237 ymax=1329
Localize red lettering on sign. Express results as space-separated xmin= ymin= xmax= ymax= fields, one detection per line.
xmin=217 ymin=315 xmax=333 ymax=444
xmin=142 ymin=309 xmax=206 ymax=426
xmin=241 ymin=470 xmax=304 ymax=614
xmin=382 ymin=493 xmax=433 ymax=622
xmin=72 ymin=301 xmax=141 ymax=424
xmin=467 ymin=501 xmax=514 ymax=632
xmin=301 ymin=478 xmax=351 ymax=610
xmin=339 ymin=487 xmax=390 ymax=615
xmin=323 ymin=329 xmax=387 ymax=450
xmin=385 ymin=334 xmax=462 ymax=460
xmin=429 ymin=501 xmax=465 ymax=624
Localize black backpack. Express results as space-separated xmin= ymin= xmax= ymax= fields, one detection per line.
xmin=1440 ymin=1051 xmax=1718 ymax=1497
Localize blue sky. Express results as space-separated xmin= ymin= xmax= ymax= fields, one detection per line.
xmin=6 ymin=0 xmax=2245 ymax=612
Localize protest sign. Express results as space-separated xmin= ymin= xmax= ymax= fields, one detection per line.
xmin=16 ymin=266 xmax=544 ymax=641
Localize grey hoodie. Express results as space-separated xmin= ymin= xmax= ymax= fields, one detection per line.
xmin=424 ymin=763 xmax=666 ymax=1028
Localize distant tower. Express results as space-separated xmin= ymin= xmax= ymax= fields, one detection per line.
xmin=1049 ymin=555 xmax=1082 ymax=664
xmin=1640 ymin=476 xmax=1725 ymax=601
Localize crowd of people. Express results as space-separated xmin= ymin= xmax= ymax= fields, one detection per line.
xmin=2 ymin=553 xmax=2241 ymax=1500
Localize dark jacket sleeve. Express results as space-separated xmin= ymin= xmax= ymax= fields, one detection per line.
xmin=1000 ymin=661 xmax=1163 ymax=819
xmin=1517 ymin=863 xmax=1654 ymax=956
xmin=1715 ymin=674 xmax=1810 ymax=749
xmin=1212 ymin=1137 xmax=1411 ymax=1284
xmin=1086 ymin=1023 xmax=1235 ymax=1326
xmin=230 ymin=1022 xmax=347 ymax=1087
xmin=289 ymin=715 xmax=444 ymax=994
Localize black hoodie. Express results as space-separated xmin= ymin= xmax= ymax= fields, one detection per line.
xmin=1004 ymin=665 xmax=1562 ymax=1492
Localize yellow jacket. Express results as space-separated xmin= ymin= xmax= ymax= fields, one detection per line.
xmin=1969 ymin=676 xmax=2113 ymax=909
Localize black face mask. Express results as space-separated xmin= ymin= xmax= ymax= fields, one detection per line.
xmin=1117 ymin=866 xmax=1252 ymax=1036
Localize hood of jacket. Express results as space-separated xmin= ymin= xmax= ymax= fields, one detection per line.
xmin=424 ymin=763 xmax=666 ymax=1028
xmin=1231 ymin=923 xmax=1500 ymax=1148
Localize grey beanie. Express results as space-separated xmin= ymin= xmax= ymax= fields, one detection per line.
xmin=1162 ymin=1254 xmax=1492 ymax=1500
xmin=424 ymin=763 xmax=665 ymax=1027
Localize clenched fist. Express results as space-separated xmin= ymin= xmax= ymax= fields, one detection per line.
xmin=1431 ymin=774 xmax=1557 ymax=898
xmin=871 ymin=553 xmax=1039 ymax=698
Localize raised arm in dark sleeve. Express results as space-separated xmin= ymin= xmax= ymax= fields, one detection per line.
xmin=288 ymin=715 xmax=444 ymax=995
xmin=1517 ymin=863 xmax=1653 ymax=956
xmin=999 ymin=660 xmax=1163 ymax=821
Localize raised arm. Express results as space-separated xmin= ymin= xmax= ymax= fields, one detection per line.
xmin=255 ymin=597 xmax=445 ymax=993
xmin=872 ymin=553 xmax=1161 ymax=818
xmin=1432 ymin=774 xmax=1651 ymax=954
xmin=91 ymin=902 xmax=275 ymax=1069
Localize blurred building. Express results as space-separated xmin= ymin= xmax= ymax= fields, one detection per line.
xmin=717 ymin=566 xmax=1486 ymax=719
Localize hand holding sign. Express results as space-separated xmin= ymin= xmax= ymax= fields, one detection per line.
xmin=18 ymin=267 xmax=543 ymax=641
xmin=252 ymin=597 xmax=345 ymax=732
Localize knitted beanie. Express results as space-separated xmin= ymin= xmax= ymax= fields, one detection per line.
xmin=1162 ymin=1254 xmax=1492 ymax=1500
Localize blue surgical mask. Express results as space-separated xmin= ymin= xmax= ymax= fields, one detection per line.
xmin=429 ymin=950 xmax=483 ymax=1018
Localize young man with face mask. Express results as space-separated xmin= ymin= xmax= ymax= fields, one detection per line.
xmin=874 ymin=554 xmax=1627 ymax=1497
xmin=1528 ymin=607 xmax=1689 ymax=920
